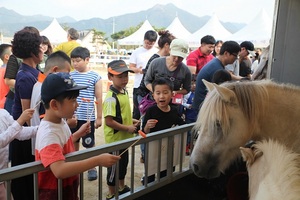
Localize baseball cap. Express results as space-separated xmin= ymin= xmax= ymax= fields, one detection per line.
xmin=108 ymin=60 xmax=134 ymax=75
xmin=170 ymin=39 xmax=189 ymax=58
xmin=41 ymin=72 xmax=87 ymax=104
xmin=240 ymin=41 xmax=255 ymax=56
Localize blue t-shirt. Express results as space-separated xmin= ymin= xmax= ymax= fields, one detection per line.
xmin=13 ymin=63 xmax=39 ymax=120
xmin=192 ymin=58 xmax=224 ymax=110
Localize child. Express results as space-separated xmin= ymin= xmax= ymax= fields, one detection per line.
xmin=30 ymin=51 xmax=72 ymax=155
xmin=141 ymin=78 xmax=185 ymax=184
xmin=35 ymin=72 xmax=120 ymax=200
xmin=0 ymin=108 xmax=37 ymax=200
xmin=70 ymin=47 xmax=103 ymax=181
xmin=103 ymin=60 xmax=139 ymax=200
xmin=182 ymin=75 xmax=197 ymax=155
xmin=0 ymin=44 xmax=12 ymax=109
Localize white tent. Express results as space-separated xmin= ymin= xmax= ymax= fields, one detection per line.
xmin=188 ymin=14 xmax=232 ymax=47
xmin=40 ymin=18 xmax=67 ymax=44
xmin=226 ymin=9 xmax=272 ymax=47
xmin=118 ymin=20 xmax=156 ymax=46
xmin=166 ymin=17 xmax=191 ymax=40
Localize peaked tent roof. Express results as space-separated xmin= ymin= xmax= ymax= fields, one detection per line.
xmin=188 ymin=14 xmax=232 ymax=47
xmin=166 ymin=17 xmax=191 ymax=40
xmin=226 ymin=9 xmax=272 ymax=47
xmin=40 ymin=18 xmax=67 ymax=44
xmin=118 ymin=20 xmax=156 ymax=46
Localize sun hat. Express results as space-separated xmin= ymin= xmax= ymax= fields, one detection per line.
xmin=170 ymin=39 xmax=189 ymax=58
xmin=41 ymin=72 xmax=87 ymax=104
xmin=108 ymin=60 xmax=134 ymax=75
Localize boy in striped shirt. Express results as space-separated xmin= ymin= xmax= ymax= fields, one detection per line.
xmin=70 ymin=47 xmax=103 ymax=181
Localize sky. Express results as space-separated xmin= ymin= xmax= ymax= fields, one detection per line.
xmin=0 ymin=0 xmax=276 ymax=23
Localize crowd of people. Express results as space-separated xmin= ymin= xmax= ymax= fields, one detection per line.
xmin=0 ymin=25 xmax=269 ymax=200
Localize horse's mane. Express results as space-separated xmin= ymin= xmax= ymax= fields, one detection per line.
xmin=195 ymin=80 xmax=272 ymax=136
xmin=252 ymin=139 xmax=300 ymax=198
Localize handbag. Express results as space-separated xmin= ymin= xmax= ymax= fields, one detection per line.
xmin=139 ymin=93 xmax=156 ymax=115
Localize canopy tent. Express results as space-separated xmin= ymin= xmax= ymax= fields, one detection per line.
xmin=118 ymin=20 xmax=156 ymax=46
xmin=40 ymin=18 xmax=67 ymax=44
xmin=226 ymin=9 xmax=272 ymax=47
xmin=188 ymin=14 xmax=232 ymax=47
xmin=166 ymin=16 xmax=191 ymax=40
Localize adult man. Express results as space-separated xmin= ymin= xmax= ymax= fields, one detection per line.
xmin=53 ymin=28 xmax=80 ymax=57
xmin=192 ymin=41 xmax=241 ymax=111
xmin=129 ymin=30 xmax=158 ymax=120
xmin=186 ymin=35 xmax=216 ymax=75
xmin=226 ymin=41 xmax=255 ymax=80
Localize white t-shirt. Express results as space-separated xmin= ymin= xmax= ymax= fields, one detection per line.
xmin=129 ymin=46 xmax=158 ymax=88
xmin=0 ymin=109 xmax=37 ymax=170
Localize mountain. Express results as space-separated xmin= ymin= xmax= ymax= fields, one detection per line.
xmin=0 ymin=4 xmax=245 ymax=38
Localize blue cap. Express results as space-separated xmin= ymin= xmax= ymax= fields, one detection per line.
xmin=41 ymin=72 xmax=87 ymax=103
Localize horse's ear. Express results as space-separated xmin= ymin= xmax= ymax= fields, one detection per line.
xmin=214 ymin=84 xmax=237 ymax=104
xmin=202 ymin=79 xmax=215 ymax=92
xmin=240 ymin=147 xmax=255 ymax=165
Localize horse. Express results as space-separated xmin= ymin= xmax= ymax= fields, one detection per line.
xmin=240 ymin=139 xmax=300 ymax=200
xmin=190 ymin=79 xmax=300 ymax=179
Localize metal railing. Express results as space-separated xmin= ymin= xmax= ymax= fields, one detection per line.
xmin=0 ymin=123 xmax=194 ymax=200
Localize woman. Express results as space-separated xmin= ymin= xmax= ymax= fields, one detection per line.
xmin=10 ymin=29 xmax=43 ymax=200
xmin=144 ymin=38 xmax=192 ymax=96
xmin=212 ymin=40 xmax=223 ymax=57
xmin=40 ymin=35 xmax=53 ymax=72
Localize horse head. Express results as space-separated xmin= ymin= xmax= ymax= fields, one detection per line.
xmin=240 ymin=139 xmax=300 ymax=200
xmin=190 ymin=80 xmax=256 ymax=179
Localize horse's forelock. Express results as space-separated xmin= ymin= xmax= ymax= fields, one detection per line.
xmin=196 ymin=89 xmax=231 ymax=137
xmin=225 ymin=81 xmax=268 ymax=132
xmin=196 ymin=81 xmax=269 ymax=137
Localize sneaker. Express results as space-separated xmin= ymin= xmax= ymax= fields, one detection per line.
xmin=119 ymin=185 xmax=130 ymax=195
xmin=106 ymin=194 xmax=114 ymax=200
xmin=87 ymin=168 xmax=97 ymax=181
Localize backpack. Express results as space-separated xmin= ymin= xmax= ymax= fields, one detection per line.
xmin=139 ymin=93 xmax=156 ymax=115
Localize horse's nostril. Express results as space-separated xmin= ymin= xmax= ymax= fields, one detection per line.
xmin=193 ymin=164 xmax=199 ymax=172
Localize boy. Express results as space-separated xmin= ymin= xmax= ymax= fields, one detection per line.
xmin=35 ymin=72 xmax=120 ymax=200
xmin=0 ymin=108 xmax=37 ymax=200
xmin=30 ymin=51 xmax=73 ymax=154
xmin=0 ymin=44 xmax=12 ymax=109
xmin=103 ymin=60 xmax=139 ymax=200
xmin=70 ymin=47 xmax=102 ymax=181
xmin=141 ymin=78 xmax=185 ymax=184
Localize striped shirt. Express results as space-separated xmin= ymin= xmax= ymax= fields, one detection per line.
xmin=70 ymin=70 xmax=101 ymax=121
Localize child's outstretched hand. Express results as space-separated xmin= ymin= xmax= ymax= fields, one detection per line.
xmin=17 ymin=108 xmax=35 ymax=125
xmin=145 ymin=119 xmax=158 ymax=129
xmin=77 ymin=121 xmax=91 ymax=137
xmin=97 ymin=153 xmax=120 ymax=167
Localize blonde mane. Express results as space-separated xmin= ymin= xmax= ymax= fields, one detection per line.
xmin=247 ymin=140 xmax=300 ymax=200
xmin=194 ymin=80 xmax=270 ymax=136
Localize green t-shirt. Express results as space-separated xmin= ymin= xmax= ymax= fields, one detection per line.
xmin=103 ymin=88 xmax=133 ymax=143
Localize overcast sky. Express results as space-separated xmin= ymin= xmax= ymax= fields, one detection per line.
xmin=0 ymin=0 xmax=276 ymax=23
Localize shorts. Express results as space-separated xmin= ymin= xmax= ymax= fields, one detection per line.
xmin=106 ymin=150 xmax=128 ymax=186
xmin=71 ymin=120 xmax=95 ymax=148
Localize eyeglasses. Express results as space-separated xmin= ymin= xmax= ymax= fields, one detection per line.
xmin=231 ymin=53 xmax=238 ymax=58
